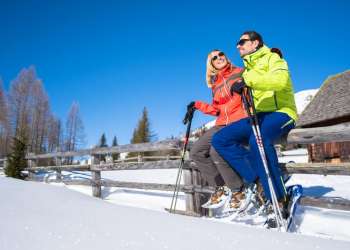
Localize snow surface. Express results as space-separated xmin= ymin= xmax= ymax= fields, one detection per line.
xmin=5 ymin=168 xmax=350 ymax=243
xmin=278 ymin=149 xmax=309 ymax=163
xmin=1 ymin=176 xmax=350 ymax=250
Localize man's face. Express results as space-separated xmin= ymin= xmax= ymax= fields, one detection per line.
xmin=236 ymin=34 xmax=259 ymax=57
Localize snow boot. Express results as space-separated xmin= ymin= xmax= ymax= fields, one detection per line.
xmin=202 ymin=186 xmax=232 ymax=209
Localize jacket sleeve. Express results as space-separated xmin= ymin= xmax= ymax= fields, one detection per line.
xmin=194 ymin=101 xmax=220 ymax=116
xmin=243 ymin=53 xmax=290 ymax=91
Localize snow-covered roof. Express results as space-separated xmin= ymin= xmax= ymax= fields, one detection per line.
xmin=297 ymin=70 xmax=350 ymax=127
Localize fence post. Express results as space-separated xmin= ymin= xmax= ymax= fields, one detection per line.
xmin=183 ymin=169 xmax=195 ymax=214
xmin=138 ymin=154 xmax=142 ymax=163
xmin=192 ymin=169 xmax=203 ymax=215
xmin=1 ymin=157 xmax=8 ymax=173
xmin=91 ymin=155 xmax=102 ymax=198
xmin=4 ymin=157 xmax=8 ymax=170
xmin=27 ymin=158 xmax=36 ymax=180
xmin=55 ymin=157 xmax=62 ymax=181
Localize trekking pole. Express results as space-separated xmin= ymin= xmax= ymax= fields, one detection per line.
xmin=241 ymin=88 xmax=287 ymax=231
xmin=169 ymin=109 xmax=194 ymax=213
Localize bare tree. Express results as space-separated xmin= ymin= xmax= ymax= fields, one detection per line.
xmin=8 ymin=67 xmax=37 ymax=143
xmin=29 ymin=80 xmax=50 ymax=154
xmin=47 ymin=115 xmax=62 ymax=153
xmin=65 ymin=102 xmax=85 ymax=153
xmin=0 ymin=79 xmax=11 ymax=157
xmin=7 ymin=66 xmax=56 ymax=155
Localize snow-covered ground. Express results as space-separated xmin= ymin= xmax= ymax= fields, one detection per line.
xmin=6 ymin=168 xmax=350 ymax=243
xmin=278 ymin=148 xmax=309 ymax=163
xmin=1 ymin=176 xmax=350 ymax=250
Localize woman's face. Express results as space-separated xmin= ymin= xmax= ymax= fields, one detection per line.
xmin=211 ymin=51 xmax=228 ymax=70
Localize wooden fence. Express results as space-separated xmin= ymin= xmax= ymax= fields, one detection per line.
xmin=2 ymin=122 xmax=350 ymax=216
xmin=0 ymin=158 xmax=6 ymax=173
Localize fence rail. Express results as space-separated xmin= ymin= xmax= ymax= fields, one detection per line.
xmin=25 ymin=160 xmax=350 ymax=175
xmin=25 ymin=140 xmax=180 ymax=160
xmin=23 ymin=158 xmax=350 ymax=214
xmin=2 ymin=123 xmax=350 ymax=215
xmin=287 ymin=122 xmax=350 ymax=144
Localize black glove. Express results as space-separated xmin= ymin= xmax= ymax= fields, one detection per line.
xmin=230 ymin=79 xmax=246 ymax=95
xmin=183 ymin=101 xmax=196 ymax=125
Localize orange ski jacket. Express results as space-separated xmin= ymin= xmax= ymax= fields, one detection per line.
xmin=195 ymin=65 xmax=247 ymax=126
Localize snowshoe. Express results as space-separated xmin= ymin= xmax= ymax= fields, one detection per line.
xmin=201 ymin=186 xmax=232 ymax=209
xmin=217 ymin=183 xmax=257 ymax=219
xmin=286 ymin=184 xmax=303 ymax=231
xmin=264 ymin=185 xmax=303 ymax=231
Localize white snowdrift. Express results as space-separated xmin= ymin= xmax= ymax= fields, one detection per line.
xmin=1 ymin=176 xmax=350 ymax=250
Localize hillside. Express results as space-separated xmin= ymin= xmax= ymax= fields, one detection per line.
xmin=1 ymin=176 xmax=349 ymax=250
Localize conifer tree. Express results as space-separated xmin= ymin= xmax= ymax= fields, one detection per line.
xmin=111 ymin=136 xmax=119 ymax=161
xmin=129 ymin=107 xmax=155 ymax=157
xmin=5 ymin=137 xmax=27 ymax=179
xmin=99 ymin=133 xmax=108 ymax=147
xmin=131 ymin=107 xmax=153 ymax=144
xmin=97 ymin=133 xmax=108 ymax=161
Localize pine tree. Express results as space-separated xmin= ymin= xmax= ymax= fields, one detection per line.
xmin=5 ymin=137 xmax=27 ymax=179
xmin=111 ymin=136 xmax=119 ymax=161
xmin=97 ymin=133 xmax=108 ymax=162
xmin=99 ymin=133 xmax=108 ymax=147
xmin=129 ymin=107 xmax=155 ymax=158
xmin=131 ymin=107 xmax=153 ymax=144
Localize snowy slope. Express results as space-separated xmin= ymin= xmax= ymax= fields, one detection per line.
xmin=1 ymin=176 xmax=350 ymax=250
xmin=21 ymin=169 xmax=350 ymax=241
xmin=294 ymin=89 xmax=319 ymax=114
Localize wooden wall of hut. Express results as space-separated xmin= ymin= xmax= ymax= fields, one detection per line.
xmin=308 ymin=142 xmax=350 ymax=163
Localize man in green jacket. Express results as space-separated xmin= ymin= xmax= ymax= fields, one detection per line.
xmin=212 ymin=31 xmax=297 ymax=213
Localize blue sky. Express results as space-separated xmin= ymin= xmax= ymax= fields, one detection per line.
xmin=1 ymin=0 xmax=349 ymax=146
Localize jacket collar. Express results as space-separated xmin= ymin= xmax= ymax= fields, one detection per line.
xmin=242 ymin=45 xmax=270 ymax=66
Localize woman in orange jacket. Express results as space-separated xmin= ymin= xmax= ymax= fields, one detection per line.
xmin=186 ymin=50 xmax=248 ymax=207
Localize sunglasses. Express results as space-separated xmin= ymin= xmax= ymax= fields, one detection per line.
xmin=236 ymin=39 xmax=251 ymax=46
xmin=211 ymin=52 xmax=225 ymax=62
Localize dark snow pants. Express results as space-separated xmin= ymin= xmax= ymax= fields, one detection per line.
xmin=190 ymin=126 xmax=243 ymax=190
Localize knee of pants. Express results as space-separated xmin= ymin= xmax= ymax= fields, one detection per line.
xmin=249 ymin=134 xmax=273 ymax=151
xmin=189 ymin=148 xmax=200 ymax=161
xmin=209 ymin=146 xmax=219 ymax=159
xmin=189 ymin=145 xmax=208 ymax=161
xmin=211 ymin=133 xmax=226 ymax=152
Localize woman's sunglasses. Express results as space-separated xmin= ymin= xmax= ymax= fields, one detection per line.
xmin=236 ymin=39 xmax=251 ymax=46
xmin=211 ymin=52 xmax=225 ymax=62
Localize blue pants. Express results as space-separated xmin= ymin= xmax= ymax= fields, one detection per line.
xmin=212 ymin=112 xmax=295 ymax=201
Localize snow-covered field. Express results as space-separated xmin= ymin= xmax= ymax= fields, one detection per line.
xmin=3 ymin=167 xmax=350 ymax=244
xmin=1 ymin=175 xmax=350 ymax=250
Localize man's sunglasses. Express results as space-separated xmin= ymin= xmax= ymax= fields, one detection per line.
xmin=237 ymin=39 xmax=251 ymax=46
xmin=211 ymin=52 xmax=225 ymax=62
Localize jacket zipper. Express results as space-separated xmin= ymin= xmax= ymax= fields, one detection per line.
xmin=219 ymin=87 xmax=229 ymax=125
xmin=222 ymin=76 xmax=233 ymax=125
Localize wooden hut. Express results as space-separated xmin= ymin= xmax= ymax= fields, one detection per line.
xmin=296 ymin=70 xmax=350 ymax=163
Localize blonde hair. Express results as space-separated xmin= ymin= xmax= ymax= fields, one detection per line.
xmin=206 ymin=50 xmax=231 ymax=88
